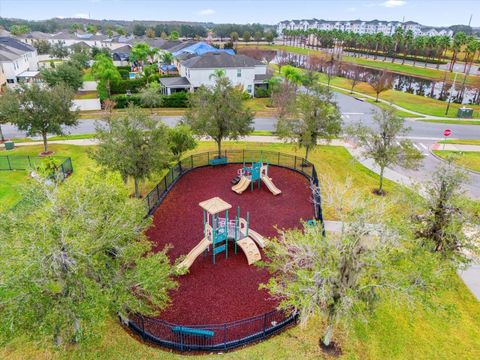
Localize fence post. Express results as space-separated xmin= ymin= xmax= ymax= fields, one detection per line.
xmin=208 ymin=152 xmax=210 ymax=163
xmin=224 ymin=324 xmax=227 ymax=350
xmin=294 ymin=156 xmax=297 ymax=170
xmin=243 ymin=149 xmax=245 ymax=164
xmin=164 ymin=176 xmax=167 ymax=189
xmin=7 ymin=156 xmax=11 ymax=170
xmin=263 ymin=313 xmax=267 ymax=337
xmin=191 ymin=155 xmax=193 ymax=169
xmin=277 ymin=152 xmax=280 ymax=165
xmin=141 ymin=315 xmax=146 ymax=339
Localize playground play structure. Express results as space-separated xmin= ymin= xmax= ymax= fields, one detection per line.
xmin=231 ymin=161 xmax=281 ymax=196
xmin=178 ymin=197 xmax=266 ymax=270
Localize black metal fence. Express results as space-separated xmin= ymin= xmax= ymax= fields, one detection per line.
xmin=127 ymin=150 xmax=323 ymax=352
xmin=145 ymin=149 xmax=323 ymax=223
xmin=0 ymin=155 xmax=73 ymax=178
xmin=128 ymin=310 xmax=298 ymax=352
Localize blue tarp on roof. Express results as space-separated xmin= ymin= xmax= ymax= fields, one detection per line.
xmin=172 ymin=42 xmax=235 ymax=57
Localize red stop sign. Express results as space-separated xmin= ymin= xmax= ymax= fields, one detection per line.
xmin=443 ymin=129 xmax=452 ymax=137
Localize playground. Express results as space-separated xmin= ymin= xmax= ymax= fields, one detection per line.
xmin=147 ymin=163 xmax=313 ymax=326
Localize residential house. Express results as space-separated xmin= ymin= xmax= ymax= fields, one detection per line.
xmin=160 ymin=52 xmax=270 ymax=96
xmin=0 ymin=37 xmax=39 ymax=87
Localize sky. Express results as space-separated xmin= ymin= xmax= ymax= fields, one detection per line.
xmin=0 ymin=0 xmax=478 ymax=27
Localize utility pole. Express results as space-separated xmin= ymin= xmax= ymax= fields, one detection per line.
xmin=468 ymin=14 xmax=473 ymax=27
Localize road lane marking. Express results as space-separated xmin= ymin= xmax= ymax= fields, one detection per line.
xmin=419 ymin=143 xmax=428 ymax=150
xmin=413 ymin=143 xmax=420 ymax=151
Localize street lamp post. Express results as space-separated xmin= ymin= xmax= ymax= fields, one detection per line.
xmin=445 ymin=72 xmax=458 ymax=116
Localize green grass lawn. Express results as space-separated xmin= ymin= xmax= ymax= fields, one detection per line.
xmin=0 ymin=170 xmax=28 ymax=210
xmin=251 ymin=44 xmax=479 ymax=85
xmin=439 ymin=139 xmax=480 ymax=145
xmin=433 ymin=150 xmax=480 ymax=172
xmin=1 ymin=142 xmax=479 ymax=359
xmin=82 ymin=68 xmax=95 ymax=81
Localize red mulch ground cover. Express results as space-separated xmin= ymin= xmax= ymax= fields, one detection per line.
xmin=147 ymin=164 xmax=313 ymax=325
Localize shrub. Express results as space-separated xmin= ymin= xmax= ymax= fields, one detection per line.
xmin=118 ymin=69 xmax=130 ymax=79
xmin=254 ymin=87 xmax=270 ymax=98
xmin=110 ymin=78 xmax=148 ymax=94
xmin=116 ymin=66 xmax=131 ymax=72
xmin=241 ymin=91 xmax=251 ymax=100
xmin=111 ymin=94 xmax=142 ymax=108
xmin=162 ymin=92 xmax=188 ymax=108
xmin=111 ymin=92 xmax=188 ymax=109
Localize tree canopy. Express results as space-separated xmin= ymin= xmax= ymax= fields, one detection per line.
xmin=184 ymin=70 xmax=254 ymax=156
xmin=347 ymin=108 xmax=423 ymax=195
xmin=91 ymin=105 xmax=171 ymax=197
xmin=0 ymin=174 xmax=177 ymax=345
xmin=91 ymin=54 xmax=121 ymax=97
xmin=41 ymin=62 xmax=84 ymax=91
xmin=276 ymin=84 xmax=342 ymax=161
xmin=2 ymin=84 xmax=78 ymax=153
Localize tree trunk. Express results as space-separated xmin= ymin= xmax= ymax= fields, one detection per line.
xmin=216 ymin=138 xmax=222 ymax=157
xmin=378 ymin=166 xmax=385 ymax=194
xmin=305 ymin=145 xmax=310 ymax=162
xmin=134 ymin=177 xmax=140 ymax=198
xmin=375 ymin=92 xmax=380 ymax=102
xmin=42 ymin=132 xmax=48 ymax=153
xmin=322 ymin=324 xmax=334 ymax=347
xmin=107 ymin=79 xmax=111 ymax=98
xmin=0 ymin=124 xmax=4 ymax=142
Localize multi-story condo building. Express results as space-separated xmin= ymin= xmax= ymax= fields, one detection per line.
xmin=277 ymin=19 xmax=454 ymax=37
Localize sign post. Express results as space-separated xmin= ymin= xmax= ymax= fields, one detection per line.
xmin=443 ymin=129 xmax=452 ymax=150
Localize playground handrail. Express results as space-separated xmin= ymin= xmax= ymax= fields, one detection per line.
xmin=132 ymin=149 xmax=323 ymax=352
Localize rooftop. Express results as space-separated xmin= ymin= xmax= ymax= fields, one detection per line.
xmin=181 ymin=52 xmax=262 ymax=69
xmin=199 ymin=197 xmax=232 ymax=215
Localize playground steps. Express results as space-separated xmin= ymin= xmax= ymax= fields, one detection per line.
xmin=236 ymin=237 xmax=262 ymax=265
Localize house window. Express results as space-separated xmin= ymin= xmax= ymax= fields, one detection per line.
xmin=247 ymin=85 xmax=252 ymax=93
xmin=7 ymin=79 xmax=15 ymax=84
xmin=237 ymin=69 xmax=241 ymax=77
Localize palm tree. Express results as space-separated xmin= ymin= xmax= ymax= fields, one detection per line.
xmin=373 ymin=32 xmax=384 ymax=60
xmin=462 ymin=37 xmax=479 ymax=73
xmin=449 ymin=32 xmax=467 ymax=72
xmin=437 ymin=35 xmax=451 ymax=69
xmin=412 ymin=36 xmax=426 ymax=66
xmin=161 ymin=51 xmax=174 ymax=74
xmin=425 ymin=36 xmax=438 ymax=67
xmin=392 ymin=26 xmax=404 ymax=63
xmin=402 ymin=30 xmax=414 ymax=64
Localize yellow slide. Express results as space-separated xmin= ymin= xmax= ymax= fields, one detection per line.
xmin=261 ymin=176 xmax=282 ymax=196
xmin=232 ymin=176 xmax=251 ymax=194
xmin=247 ymin=228 xmax=266 ymax=248
xmin=236 ymin=237 xmax=262 ymax=265
xmin=178 ymin=237 xmax=211 ymax=271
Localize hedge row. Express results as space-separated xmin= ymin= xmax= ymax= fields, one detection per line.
xmin=344 ymin=48 xmax=448 ymax=65
xmin=111 ymin=92 xmax=188 ymax=109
